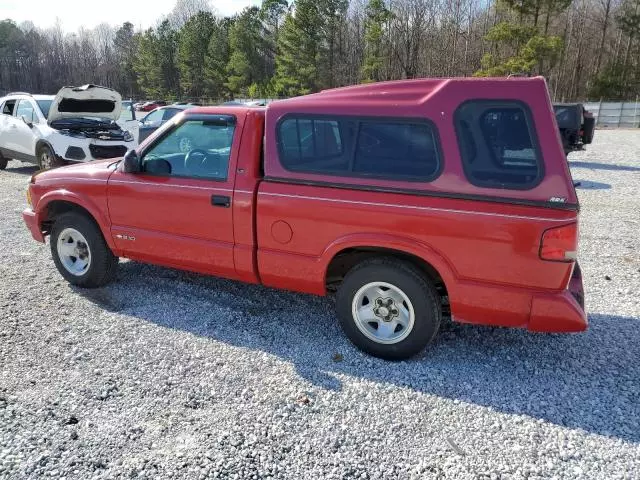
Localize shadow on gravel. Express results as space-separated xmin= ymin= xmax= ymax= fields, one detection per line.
xmin=80 ymin=261 xmax=640 ymax=444
xmin=573 ymin=180 xmax=611 ymax=190
xmin=569 ymin=160 xmax=640 ymax=172
xmin=1 ymin=164 xmax=38 ymax=176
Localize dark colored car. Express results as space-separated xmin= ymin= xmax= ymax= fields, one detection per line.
xmin=553 ymin=103 xmax=595 ymax=155
xmin=137 ymin=105 xmax=190 ymax=143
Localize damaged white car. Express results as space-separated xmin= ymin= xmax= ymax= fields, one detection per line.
xmin=0 ymin=85 xmax=136 ymax=170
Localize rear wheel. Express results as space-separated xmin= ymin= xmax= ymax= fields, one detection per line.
xmin=50 ymin=212 xmax=118 ymax=288
xmin=336 ymin=257 xmax=441 ymax=360
xmin=37 ymin=144 xmax=63 ymax=170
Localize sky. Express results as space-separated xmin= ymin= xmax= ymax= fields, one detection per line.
xmin=0 ymin=0 xmax=257 ymax=31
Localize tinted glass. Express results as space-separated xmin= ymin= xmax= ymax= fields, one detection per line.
xmin=278 ymin=116 xmax=440 ymax=181
xmin=144 ymin=110 xmax=164 ymax=124
xmin=279 ymin=118 xmax=346 ymax=172
xmin=455 ymin=102 xmax=542 ymax=189
xmin=354 ymin=122 xmax=439 ymax=178
xmin=162 ymin=108 xmax=182 ymax=121
xmin=36 ymin=100 xmax=53 ymax=119
xmin=2 ymin=100 xmax=16 ymax=115
xmin=141 ymin=118 xmax=235 ymax=180
xmin=15 ymin=100 xmax=36 ymax=122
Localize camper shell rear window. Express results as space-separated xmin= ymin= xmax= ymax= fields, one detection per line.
xmin=454 ymin=100 xmax=544 ymax=190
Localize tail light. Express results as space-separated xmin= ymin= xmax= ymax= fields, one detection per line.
xmin=539 ymin=223 xmax=578 ymax=262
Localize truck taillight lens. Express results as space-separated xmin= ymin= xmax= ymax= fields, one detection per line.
xmin=540 ymin=223 xmax=578 ymax=262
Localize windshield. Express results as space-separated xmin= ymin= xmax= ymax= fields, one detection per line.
xmin=36 ymin=100 xmax=53 ymax=119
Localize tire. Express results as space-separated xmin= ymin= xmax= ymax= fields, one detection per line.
xmin=336 ymin=257 xmax=441 ymax=360
xmin=0 ymin=155 xmax=7 ymax=170
xmin=50 ymin=212 xmax=118 ymax=288
xmin=37 ymin=144 xmax=63 ymax=170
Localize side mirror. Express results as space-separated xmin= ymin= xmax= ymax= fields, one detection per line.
xmin=21 ymin=115 xmax=34 ymax=128
xmin=122 ymin=149 xmax=140 ymax=173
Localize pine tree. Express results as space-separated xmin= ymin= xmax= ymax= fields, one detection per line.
xmin=133 ymin=21 xmax=179 ymax=99
xmin=273 ymin=0 xmax=329 ymax=96
xmin=156 ymin=21 xmax=180 ymax=98
xmin=274 ymin=13 xmax=313 ymax=96
xmin=361 ymin=0 xmax=392 ymax=83
xmin=113 ymin=22 xmax=139 ymax=97
xmin=204 ymin=19 xmax=231 ymax=100
xmin=177 ymin=11 xmax=216 ymax=99
xmin=224 ymin=7 xmax=267 ymax=97
xmin=474 ymin=0 xmax=567 ymax=78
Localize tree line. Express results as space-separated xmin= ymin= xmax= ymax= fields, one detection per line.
xmin=1 ymin=0 xmax=639 ymax=102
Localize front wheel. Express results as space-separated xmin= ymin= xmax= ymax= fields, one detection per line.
xmin=50 ymin=212 xmax=118 ymax=288
xmin=336 ymin=258 xmax=441 ymax=360
xmin=38 ymin=144 xmax=63 ymax=170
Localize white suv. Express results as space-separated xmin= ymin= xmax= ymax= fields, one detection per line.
xmin=0 ymin=85 xmax=136 ymax=170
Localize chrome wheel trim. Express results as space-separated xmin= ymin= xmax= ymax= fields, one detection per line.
xmin=351 ymin=281 xmax=415 ymax=345
xmin=57 ymin=227 xmax=92 ymax=276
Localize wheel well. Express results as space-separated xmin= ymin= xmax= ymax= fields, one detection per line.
xmin=326 ymin=247 xmax=450 ymax=315
xmin=40 ymin=200 xmax=96 ymax=236
xmin=35 ymin=140 xmax=49 ymax=156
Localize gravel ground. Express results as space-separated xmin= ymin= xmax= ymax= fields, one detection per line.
xmin=1 ymin=130 xmax=639 ymax=480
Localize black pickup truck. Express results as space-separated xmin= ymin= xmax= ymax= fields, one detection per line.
xmin=553 ymin=103 xmax=596 ymax=155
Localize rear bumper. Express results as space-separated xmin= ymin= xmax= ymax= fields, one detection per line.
xmin=452 ymin=263 xmax=587 ymax=333
xmin=22 ymin=208 xmax=45 ymax=243
xmin=528 ymin=263 xmax=587 ymax=332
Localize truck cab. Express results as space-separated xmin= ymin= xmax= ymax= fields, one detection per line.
xmin=22 ymin=77 xmax=586 ymax=360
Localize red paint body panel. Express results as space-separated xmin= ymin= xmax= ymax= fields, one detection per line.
xmin=22 ymin=208 xmax=44 ymax=242
xmin=264 ymin=77 xmax=578 ymax=206
xmin=23 ymin=78 xmax=587 ymax=334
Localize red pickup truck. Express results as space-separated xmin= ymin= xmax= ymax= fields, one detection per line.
xmin=22 ymin=77 xmax=586 ymax=359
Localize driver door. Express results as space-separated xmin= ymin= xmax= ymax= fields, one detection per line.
xmin=107 ymin=114 xmax=241 ymax=278
xmin=10 ymin=100 xmax=39 ymax=158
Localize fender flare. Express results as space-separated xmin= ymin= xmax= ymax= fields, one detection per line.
xmin=35 ymin=190 xmax=117 ymax=252
xmin=320 ymin=232 xmax=458 ymax=288
xmin=35 ymin=139 xmax=55 ymax=156
xmin=34 ymin=139 xmax=64 ymax=164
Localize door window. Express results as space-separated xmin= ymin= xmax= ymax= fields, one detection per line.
xmin=141 ymin=117 xmax=236 ymax=180
xmin=162 ymin=108 xmax=182 ymax=121
xmin=15 ymin=100 xmax=36 ymax=123
xmin=277 ymin=115 xmax=441 ymax=181
xmin=143 ymin=109 xmax=164 ymax=125
xmin=1 ymin=100 xmax=16 ymax=115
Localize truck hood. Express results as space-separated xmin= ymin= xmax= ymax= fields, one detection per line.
xmin=33 ymin=158 xmax=118 ymax=184
xmin=48 ymin=85 xmax=122 ymax=123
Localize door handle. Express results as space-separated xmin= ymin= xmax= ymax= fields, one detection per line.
xmin=211 ymin=195 xmax=230 ymax=208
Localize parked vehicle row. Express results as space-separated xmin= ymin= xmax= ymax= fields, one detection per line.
xmin=137 ymin=104 xmax=191 ymax=143
xmin=134 ymin=100 xmax=167 ymax=112
xmin=0 ymin=87 xmax=276 ymax=170
xmin=133 ymin=100 xmax=204 ymax=112
xmin=21 ymin=76 xmax=586 ymax=360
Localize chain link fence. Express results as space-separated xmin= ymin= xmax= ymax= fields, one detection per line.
xmin=583 ymin=100 xmax=640 ymax=128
